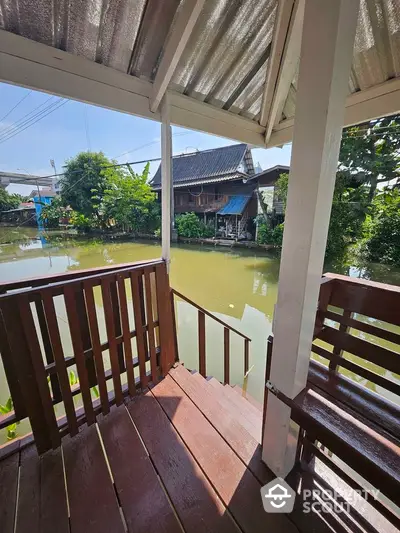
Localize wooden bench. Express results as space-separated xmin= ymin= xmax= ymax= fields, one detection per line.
xmin=265 ymin=273 xmax=400 ymax=525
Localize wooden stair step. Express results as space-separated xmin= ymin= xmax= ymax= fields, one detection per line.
xmin=127 ymin=389 xmax=236 ymax=533
xmin=98 ymin=405 xmax=181 ymax=533
xmin=207 ymin=378 xmax=262 ymax=443
xmin=169 ymin=364 xmax=272 ymax=485
xmin=232 ymin=385 xmax=263 ymax=412
xmin=151 ymin=374 xmax=297 ymax=533
xmin=222 ymin=383 xmax=263 ymax=420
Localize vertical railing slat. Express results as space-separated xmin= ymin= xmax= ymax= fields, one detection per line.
xmin=100 ymin=277 xmax=123 ymax=405
xmin=116 ymin=275 xmax=136 ymax=396
xmin=34 ymin=297 xmax=62 ymax=402
xmin=198 ymin=310 xmax=206 ymax=377
xmin=18 ymin=294 xmax=60 ymax=450
xmin=144 ymin=269 xmax=158 ymax=383
xmin=42 ymin=293 xmax=79 ymax=435
xmin=130 ymin=271 xmax=148 ymax=389
xmin=64 ymin=285 xmax=96 ymax=424
xmin=224 ymin=327 xmax=230 ymax=384
xmin=330 ymin=309 xmax=352 ymax=373
xmin=83 ymin=281 xmax=110 ymax=414
xmin=110 ymin=280 xmax=125 ymax=372
xmin=74 ymin=287 xmax=97 ymax=388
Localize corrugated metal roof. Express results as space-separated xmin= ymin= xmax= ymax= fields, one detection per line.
xmin=0 ymin=0 xmax=399 ymax=128
xmin=282 ymin=0 xmax=400 ymax=121
xmin=151 ymin=143 xmax=249 ymax=187
xmin=217 ymin=195 xmax=250 ymax=215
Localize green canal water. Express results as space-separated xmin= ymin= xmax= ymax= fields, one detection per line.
xmin=0 ymin=226 xmax=399 ymax=444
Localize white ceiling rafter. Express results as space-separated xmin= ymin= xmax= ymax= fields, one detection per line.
xmin=262 ymin=0 xmax=304 ymax=143
xmin=259 ymin=0 xmax=295 ymax=128
xmin=150 ymin=0 xmax=206 ymax=113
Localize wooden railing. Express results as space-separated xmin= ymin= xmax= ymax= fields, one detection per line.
xmin=264 ymin=273 xmax=400 ymax=529
xmin=171 ymin=289 xmax=251 ymax=384
xmin=0 ymin=259 xmax=176 ymax=454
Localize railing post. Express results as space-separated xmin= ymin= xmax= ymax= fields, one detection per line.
xmin=224 ymin=327 xmax=230 ymax=384
xmin=244 ymin=338 xmax=249 ymax=376
xmin=198 ymin=311 xmax=206 ymax=377
xmin=155 ymin=263 xmax=176 ymax=376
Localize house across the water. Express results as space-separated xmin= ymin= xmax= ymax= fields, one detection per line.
xmin=151 ymin=144 xmax=259 ymax=239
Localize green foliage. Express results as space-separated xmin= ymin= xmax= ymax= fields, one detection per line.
xmin=69 ymin=370 xmax=78 ymax=386
xmin=274 ymin=173 xmax=289 ymax=207
xmin=0 ymin=397 xmax=19 ymax=440
xmin=0 ymin=189 xmax=22 ymax=212
xmin=176 ymin=212 xmax=214 ymax=238
xmin=362 ymin=189 xmax=400 ymax=265
xmin=60 ymin=152 xmax=115 ymax=222
xmin=101 ymin=163 xmax=159 ymax=232
xmin=70 ymin=211 xmax=94 ymax=232
xmin=40 ymin=197 xmax=68 ymax=228
xmin=256 ymin=216 xmax=284 ymax=246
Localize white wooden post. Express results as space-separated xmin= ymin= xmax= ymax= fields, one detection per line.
xmin=161 ymin=96 xmax=172 ymax=269
xmin=262 ymin=0 xmax=360 ymax=477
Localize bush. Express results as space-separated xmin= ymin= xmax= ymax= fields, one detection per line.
xmin=176 ymin=212 xmax=214 ymax=238
xmin=362 ymin=189 xmax=400 ymax=265
xmin=70 ymin=211 xmax=94 ymax=232
xmin=257 ymin=217 xmax=283 ymax=246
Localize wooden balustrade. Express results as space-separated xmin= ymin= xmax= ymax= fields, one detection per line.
xmin=171 ymin=288 xmax=251 ymax=383
xmin=0 ymin=259 xmax=176 ymax=454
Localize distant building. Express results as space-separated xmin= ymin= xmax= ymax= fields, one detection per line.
xmin=151 ymin=145 xmax=289 ymax=239
xmin=151 ymin=144 xmax=258 ymax=239
xmin=30 ymin=189 xmax=58 ymax=228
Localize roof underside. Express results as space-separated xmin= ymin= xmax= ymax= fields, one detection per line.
xmin=0 ymin=0 xmax=399 ymax=146
xmin=152 ymin=143 xmax=248 ymax=187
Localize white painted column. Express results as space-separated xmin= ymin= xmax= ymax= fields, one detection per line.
xmin=161 ymin=96 xmax=172 ymax=269
xmin=262 ymin=0 xmax=360 ymax=477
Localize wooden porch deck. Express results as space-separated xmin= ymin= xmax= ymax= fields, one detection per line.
xmin=1 ymin=364 xmax=296 ymax=533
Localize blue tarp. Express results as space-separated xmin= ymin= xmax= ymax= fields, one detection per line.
xmin=217 ymin=195 xmax=250 ymax=215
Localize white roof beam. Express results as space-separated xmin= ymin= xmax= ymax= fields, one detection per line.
xmin=150 ymin=0 xmax=205 ymax=113
xmin=267 ymin=76 xmax=400 ymax=147
xmin=259 ymin=0 xmax=295 ymax=127
xmin=262 ymin=0 xmax=304 ymax=143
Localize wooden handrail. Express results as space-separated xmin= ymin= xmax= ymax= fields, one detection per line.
xmin=0 ymin=258 xmax=164 ymax=294
xmin=171 ymin=289 xmax=251 ymax=341
xmin=171 ymin=288 xmax=251 ymax=384
xmin=0 ymin=260 xmax=176 ymax=454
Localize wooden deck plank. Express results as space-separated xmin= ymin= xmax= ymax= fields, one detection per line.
xmin=15 ymin=444 xmax=40 ymax=533
xmin=63 ymin=423 xmax=125 ymax=533
xmin=151 ymin=375 xmax=298 ymax=533
xmin=98 ymin=405 xmax=181 ymax=533
xmin=127 ymin=390 xmax=237 ymax=533
xmin=0 ymin=450 xmax=19 ymax=533
xmin=170 ymin=365 xmax=272 ymax=485
xmin=40 ymin=448 xmax=69 ymax=533
xmin=222 ymin=383 xmax=264 ymax=422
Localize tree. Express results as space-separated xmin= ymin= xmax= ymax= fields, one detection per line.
xmin=101 ymin=163 xmax=158 ymax=232
xmin=0 ymin=189 xmax=22 ymax=212
xmin=60 ymin=152 xmax=119 ymax=224
xmin=40 ymin=197 xmax=69 ymax=228
xmin=362 ymin=189 xmax=400 ymax=265
xmin=338 ymin=116 xmax=400 ymax=202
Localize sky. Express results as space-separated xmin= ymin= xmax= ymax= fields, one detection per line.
xmin=0 ymin=82 xmax=292 ymax=195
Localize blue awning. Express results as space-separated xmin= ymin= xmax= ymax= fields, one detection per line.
xmin=217 ymin=195 xmax=250 ymax=215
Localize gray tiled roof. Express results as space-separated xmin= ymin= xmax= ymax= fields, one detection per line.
xmin=151 ymin=144 xmax=248 ymax=188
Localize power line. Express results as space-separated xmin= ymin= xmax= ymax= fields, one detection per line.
xmin=0 ymin=90 xmax=33 ymax=124
xmin=0 ymin=100 xmax=68 ymax=145
xmin=0 ymin=95 xmax=56 ymax=137
xmin=113 ymin=131 xmax=192 ymax=160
